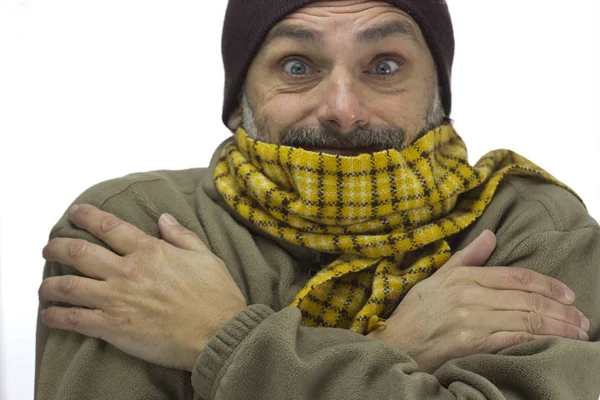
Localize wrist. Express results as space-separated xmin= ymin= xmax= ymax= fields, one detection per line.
xmin=367 ymin=326 xmax=434 ymax=372
xmin=185 ymin=305 xmax=248 ymax=372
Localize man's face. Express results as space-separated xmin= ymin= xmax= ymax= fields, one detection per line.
xmin=229 ymin=0 xmax=443 ymax=155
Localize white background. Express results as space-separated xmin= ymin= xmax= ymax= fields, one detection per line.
xmin=0 ymin=1 xmax=598 ymax=399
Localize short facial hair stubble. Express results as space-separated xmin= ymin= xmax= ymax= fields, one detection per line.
xmin=241 ymin=79 xmax=445 ymax=151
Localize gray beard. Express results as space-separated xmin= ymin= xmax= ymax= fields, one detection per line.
xmin=241 ymin=87 xmax=445 ymax=151
xmin=280 ymin=125 xmax=406 ymax=150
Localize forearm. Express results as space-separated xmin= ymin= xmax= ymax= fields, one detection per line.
xmin=35 ymin=261 xmax=195 ymax=400
xmin=193 ymin=304 xmax=600 ymax=400
xmin=436 ymin=338 xmax=600 ymax=400
xmin=36 ymin=320 xmax=193 ymax=400
xmin=192 ymin=304 xmax=445 ymax=400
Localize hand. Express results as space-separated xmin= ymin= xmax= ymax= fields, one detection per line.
xmin=39 ymin=204 xmax=247 ymax=371
xmin=368 ymin=230 xmax=591 ymax=373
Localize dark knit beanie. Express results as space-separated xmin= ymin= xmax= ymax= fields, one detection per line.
xmin=221 ymin=0 xmax=454 ymax=126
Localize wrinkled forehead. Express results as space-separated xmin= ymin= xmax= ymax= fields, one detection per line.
xmin=263 ymin=0 xmax=426 ymax=48
xmin=285 ymin=0 xmax=412 ymax=20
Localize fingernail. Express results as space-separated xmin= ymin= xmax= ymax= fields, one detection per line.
xmin=161 ymin=213 xmax=179 ymax=225
xmin=68 ymin=204 xmax=80 ymax=216
xmin=40 ymin=309 xmax=46 ymax=322
xmin=578 ymin=330 xmax=589 ymax=341
xmin=579 ymin=312 xmax=590 ymax=331
xmin=564 ymin=288 xmax=575 ymax=303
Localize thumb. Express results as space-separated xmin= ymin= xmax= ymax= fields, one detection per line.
xmin=158 ymin=213 xmax=208 ymax=252
xmin=442 ymin=229 xmax=497 ymax=269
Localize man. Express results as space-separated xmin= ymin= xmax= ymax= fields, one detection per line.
xmin=35 ymin=0 xmax=600 ymax=399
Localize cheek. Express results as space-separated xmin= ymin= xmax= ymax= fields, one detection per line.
xmin=391 ymin=78 xmax=435 ymax=121
xmin=370 ymin=95 xmax=421 ymax=127
xmin=258 ymin=94 xmax=317 ymax=138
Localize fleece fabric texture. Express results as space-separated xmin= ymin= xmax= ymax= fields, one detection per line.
xmin=35 ymin=138 xmax=600 ymax=400
xmin=214 ymin=126 xmax=576 ymax=334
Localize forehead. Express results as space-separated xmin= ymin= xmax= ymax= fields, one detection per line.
xmin=290 ymin=0 xmax=406 ymax=17
xmin=265 ymin=0 xmax=425 ymax=47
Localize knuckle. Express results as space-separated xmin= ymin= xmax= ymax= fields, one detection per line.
xmin=446 ymin=266 xmax=469 ymax=282
xmin=121 ymin=262 xmax=139 ymax=281
xmin=456 ymin=329 xmax=472 ymax=347
xmin=59 ymin=276 xmax=78 ymax=295
xmin=449 ymin=285 xmax=479 ymax=309
xmin=67 ymin=308 xmax=83 ymax=326
xmin=559 ymin=321 xmax=578 ymax=339
xmin=508 ymin=268 xmax=532 ymax=287
xmin=469 ymin=333 xmax=489 ymax=352
xmin=456 ymin=308 xmax=472 ymax=323
xmin=68 ymin=239 xmax=88 ymax=259
xmin=108 ymin=314 xmax=132 ymax=329
xmin=452 ymin=266 xmax=469 ymax=277
xmin=563 ymin=324 xmax=575 ymax=339
xmin=100 ymin=216 xmax=123 ymax=235
xmin=72 ymin=204 xmax=88 ymax=218
xmin=528 ymin=293 xmax=544 ymax=314
xmin=43 ymin=239 xmax=59 ymax=259
xmin=565 ymin=306 xmax=580 ymax=327
xmin=38 ymin=281 xmax=47 ymax=299
xmin=457 ymin=330 xmax=488 ymax=353
xmin=525 ymin=311 xmax=544 ymax=333
xmin=179 ymin=228 xmax=197 ymax=240
xmin=136 ymin=235 xmax=158 ymax=252
xmin=46 ymin=238 xmax=60 ymax=250
xmin=44 ymin=308 xmax=56 ymax=323
xmin=546 ymin=279 xmax=563 ymax=300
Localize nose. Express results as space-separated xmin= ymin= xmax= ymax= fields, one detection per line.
xmin=316 ymin=69 xmax=369 ymax=134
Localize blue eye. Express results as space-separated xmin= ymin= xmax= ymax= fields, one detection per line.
xmin=283 ymin=59 xmax=311 ymax=76
xmin=371 ymin=60 xmax=401 ymax=76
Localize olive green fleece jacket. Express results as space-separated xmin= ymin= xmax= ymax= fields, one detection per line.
xmin=35 ymin=140 xmax=600 ymax=400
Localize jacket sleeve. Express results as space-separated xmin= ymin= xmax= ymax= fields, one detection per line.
xmin=35 ymin=265 xmax=194 ymax=400
xmin=35 ymin=178 xmax=199 ymax=400
xmin=191 ymin=226 xmax=600 ymax=400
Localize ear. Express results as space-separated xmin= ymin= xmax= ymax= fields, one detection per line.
xmin=227 ymin=106 xmax=243 ymax=132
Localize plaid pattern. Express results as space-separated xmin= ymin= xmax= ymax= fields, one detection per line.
xmin=214 ymin=125 xmax=577 ymax=334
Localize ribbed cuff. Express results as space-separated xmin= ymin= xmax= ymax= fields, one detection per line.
xmin=191 ymin=304 xmax=275 ymax=399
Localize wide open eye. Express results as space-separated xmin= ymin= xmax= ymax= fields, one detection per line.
xmin=369 ymin=60 xmax=402 ymax=76
xmin=282 ymin=59 xmax=314 ymax=77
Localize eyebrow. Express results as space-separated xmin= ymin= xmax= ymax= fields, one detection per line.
xmin=263 ymin=24 xmax=325 ymax=48
xmin=263 ymin=19 xmax=421 ymax=49
xmin=357 ymin=20 xmax=421 ymax=46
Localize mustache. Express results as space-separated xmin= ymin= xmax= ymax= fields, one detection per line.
xmin=280 ymin=125 xmax=406 ymax=150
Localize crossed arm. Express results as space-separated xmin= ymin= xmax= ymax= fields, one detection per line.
xmin=36 ymin=204 xmax=600 ymax=399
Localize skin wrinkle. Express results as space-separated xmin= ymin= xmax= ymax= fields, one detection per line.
xmin=357 ymin=20 xmax=422 ymax=47
xmin=231 ymin=0 xmax=445 ymax=154
xmin=274 ymin=9 xmax=422 ymax=46
xmin=263 ymin=24 xmax=326 ymax=49
xmin=241 ymin=84 xmax=443 ymax=151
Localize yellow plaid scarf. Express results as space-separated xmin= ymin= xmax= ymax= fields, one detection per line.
xmin=214 ymin=125 xmax=574 ymax=334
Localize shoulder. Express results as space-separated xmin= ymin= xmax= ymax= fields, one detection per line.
xmin=480 ymin=178 xmax=600 ymax=336
xmin=475 ymin=176 xmax=598 ymax=240
xmin=490 ymin=176 xmax=599 ymax=236
xmin=453 ymin=175 xmax=600 ymax=258
xmin=50 ymin=168 xmax=210 ymax=240
xmin=496 ymin=176 xmax=596 ymax=232
xmin=77 ymin=168 xmax=207 ymax=206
